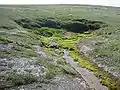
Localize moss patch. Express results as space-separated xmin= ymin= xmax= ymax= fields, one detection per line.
xmin=69 ymin=49 xmax=120 ymax=90
xmin=37 ymin=27 xmax=120 ymax=89
xmin=1 ymin=22 xmax=119 ymax=89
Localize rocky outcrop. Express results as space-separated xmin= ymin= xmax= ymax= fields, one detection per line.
xmin=7 ymin=76 xmax=89 ymax=90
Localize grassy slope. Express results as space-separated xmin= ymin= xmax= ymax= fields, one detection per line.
xmin=0 ymin=5 xmax=120 ymax=89
xmin=1 ymin=4 xmax=119 ymax=71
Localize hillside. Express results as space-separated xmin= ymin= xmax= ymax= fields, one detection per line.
xmin=0 ymin=5 xmax=120 ymax=90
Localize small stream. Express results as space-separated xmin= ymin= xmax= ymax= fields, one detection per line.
xmin=63 ymin=50 xmax=108 ymax=90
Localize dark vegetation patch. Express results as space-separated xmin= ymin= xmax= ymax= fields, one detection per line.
xmin=36 ymin=18 xmax=61 ymax=29
xmin=8 ymin=72 xmax=38 ymax=86
xmin=39 ymin=28 xmax=54 ymax=37
xmin=1 ymin=72 xmax=38 ymax=87
xmin=0 ymin=26 xmax=16 ymax=30
xmin=73 ymin=19 xmax=106 ymax=30
xmin=14 ymin=18 xmax=106 ymax=33
xmin=0 ymin=37 xmax=13 ymax=43
xmin=61 ymin=21 xmax=89 ymax=33
xmin=14 ymin=19 xmax=41 ymax=29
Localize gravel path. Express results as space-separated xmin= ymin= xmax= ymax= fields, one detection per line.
xmin=63 ymin=50 xmax=108 ymax=90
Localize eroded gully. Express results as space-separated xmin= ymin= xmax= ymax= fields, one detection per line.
xmin=63 ymin=50 xmax=108 ymax=90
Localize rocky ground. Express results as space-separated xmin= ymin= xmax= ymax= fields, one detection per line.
xmin=0 ymin=26 xmax=119 ymax=90
xmin=78 ymin=38 xmax=120 ymax=78
xmin=0 ymin=42 xmax=90 ymax=90
xmin=7 ymin=76 xmax=89 ymax=90
xmin=0 ymin=6 xmax=120 ymax=89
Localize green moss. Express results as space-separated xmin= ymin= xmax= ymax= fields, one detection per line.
xmin=69 ymin=49 xmax=120 ymax=89
xmin=0 ymin=19 xmax=118 ymax=89
xmin=60 ymin=31 xmax=120 ymax=89
xmin=101 ymin=76 xmax=118 ymax=90
xmin=95 ymin=71 xmax=120 ymax=90
xmin=69 ymin=51 xmax=97 ymax=71
xmin=40 ymin=36 xmax=51 ymax=47
xmin=59 ymin=39 xmax=75 ymax=50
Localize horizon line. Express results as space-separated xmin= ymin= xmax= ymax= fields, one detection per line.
xmin=0 ymin=4 xmax=120 ymax=8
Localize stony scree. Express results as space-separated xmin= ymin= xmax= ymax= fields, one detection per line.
xmin=0 ymin=57 xmax=45 ymax=77
xmin=35 ymin=46 xmax=54 ymax=62
xmin=49 ymin=40 xmax=58 ymax=48
xmin=7 ymin=75 xmax=90 ymax=90
xmin=0 ymin=43 xmax=14 ymax=52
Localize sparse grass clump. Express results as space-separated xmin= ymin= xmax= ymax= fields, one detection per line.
xmin=62 ymin=65 xmax=78 ymax=75
xmin=7 ymin=72 xmax=38 ymax=86
xmin=37 ymin=59 xmax=63 ymax=79
xmin=0 ymin=36 xmax=13 ymax=43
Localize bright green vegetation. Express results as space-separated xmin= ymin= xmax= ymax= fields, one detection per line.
xmin=35 ymin=27 xmax=120 ymax=89
xmin=70 ymin=51 xmax=98 ymax=71
xmin=70 ymin=50 xmax=120 ymax=89
xmin=0 ymin=5 xmax=120 ymax=89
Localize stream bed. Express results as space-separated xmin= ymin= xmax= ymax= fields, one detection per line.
xmin=63 ymin=50 xmax=108 ymax=90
